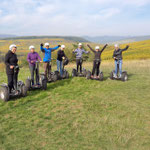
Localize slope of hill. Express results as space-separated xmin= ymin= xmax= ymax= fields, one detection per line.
xmin=0 ymin=34 xmax=17 ymax=39
xmin=1 ymin=36 xmax=89 ymax=43
xmin=0 ymin=60 xmax=150 ymax=150
xmin=84 ymin=35 xmax=150 ymax=44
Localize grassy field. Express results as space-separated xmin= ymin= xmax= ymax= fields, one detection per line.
xmin=0 ymin=60 xmax=150 ymax=150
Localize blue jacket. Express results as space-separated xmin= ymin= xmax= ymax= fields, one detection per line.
xmin=40 ymin=46 xmax=59 ymax=62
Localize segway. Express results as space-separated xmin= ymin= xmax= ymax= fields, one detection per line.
xmin=0 ymin=66 xmax=28 ymax=102
xmin=110 ymin=59 xmax=128 ymax=82
xmin=57 ymin=58 xmax=69 ymax=80
xmin=86 ymin=71 xmax=103 ymax=81
xmin=26 ymin=61 xmax=47 ymax=91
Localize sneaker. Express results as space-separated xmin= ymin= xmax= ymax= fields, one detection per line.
xmin=113 ymin=74 xmax=117 ymax=78
xmin=119 ymin=74 xmax=122 ymax=78
xmin=91 ymin=75 xmax=94 ymax=78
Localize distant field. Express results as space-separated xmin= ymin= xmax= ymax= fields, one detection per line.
xmin=0 ymin=38 xmax=150 ymax=69
xmin=0 ymin=60 xmax=150 ymax=150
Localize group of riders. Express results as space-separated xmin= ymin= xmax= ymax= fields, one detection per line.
xmin=5 ymin=42 xmax=129 ymax=94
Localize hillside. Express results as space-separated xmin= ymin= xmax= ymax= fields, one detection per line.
xmin=84 ymin=35 xmax=150 ymax=44
xmin=0 ymin=60 xmax=150 ymax=150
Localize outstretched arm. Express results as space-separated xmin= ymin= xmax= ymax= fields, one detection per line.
xmin=51 ymin=45 xmax=61 ymax=52
xmin=101 ymin=44 xmax=108 ymax=53
xmin=121 ymin=45 xmax=129 ymax=52
xmin=87 ymin=44 xmax=95 ymax=53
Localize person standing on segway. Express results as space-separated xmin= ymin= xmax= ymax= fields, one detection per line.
xmin=87 ymin=44 xmax=108 ymax=78
xmin=40 ymin=43 xmax=61 ymax=80
xmin=5 ymin=44 xmax=19 ymax=94
xmin=113 ymin=44 xmax=129 ymax=78
xmin=27 ymin=46 xmax=42 ymax=86
xmin=73 ymin=43 xmax=89 ymax=74
xmin=57 ymin=45 xmax=68 ymax=77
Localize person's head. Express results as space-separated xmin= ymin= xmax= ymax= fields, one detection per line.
xmin=61 ymin=45 xmax=65 ymax=51
xmin=114 ymin=44 xmax=119 ymax=50
xmin=45 ymin=43 xmax=49 ymax=49
xmin=95 ymin=46 xmax=100 ymax=52
xmin=29 ymin=45 xmax=35 ymax=53
xmin=78 ymin=43 xmax=82 ymax=49
xmin=9 ymin=44 xmax=17 ymax=53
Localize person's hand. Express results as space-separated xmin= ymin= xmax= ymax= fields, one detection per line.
xmin=62 ymin=57 xmax=65 ymax=60
xmin=87 ymin=44 xmax=89 ymax=47
xmin=106 ymin=44 xmax=108 ymax=46
xmin=10 ymin=65 xmax=14 ymax=69
xmin=40 ymin=61 xmax=43 ymax=63
xmin=114 ymin=57 xmax=116 ymax=60
xmin=31 ymin=61 xmax=34 ymax=63
xmin=41 ymin=43 xmax=43 ymax=47
xmin=58 ymin=45 xmax=61 ymax=47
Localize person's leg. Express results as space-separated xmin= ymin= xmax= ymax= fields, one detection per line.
xmin=29 ymin=65 xmax=35 ymax=85
xmin=92 ymin=61 xmax=96 ymax=76
xmin=44 ymin=62 xmax=48 ymax=79
xmin=60 ymin=61 xmax=63 ymax=76
xmin=57 ymin=60 xmax=60 ymax=72
xmin=119 ymin=60 xmax=122 ymax=77
xmin=48 ymin=62 xmax=51 ymax=75
xmin=76 ymin=59 xmax=79 ymax=73
xmin=35 ymin=64 xmax=39 ymax=85
xmin=96 ymin=62 xmax=100 ymax=76
xmin=7 ymin=74 xmax=13 ymax=93
xmin=80 ymin=59 xmax=83 ymax=73
xmin=114 ymin=60 xmax=118 ymax=77
xmin=13 ymin=68 xmax=19 ymax=90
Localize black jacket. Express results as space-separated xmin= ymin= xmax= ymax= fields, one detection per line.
xmin=5 ymin=50 xmax=18 ymax=74
xmin=57 ymin=50 xmax=66 ymax=61
xmin=113 ymin=46 xmax=129 ymax=60
xmin=87 ymin=44 xmax=107 ymax=61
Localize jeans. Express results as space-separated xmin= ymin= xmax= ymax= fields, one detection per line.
xmin=57 ymin=60 xmax=63 ymax=76
xmin=29 ymin=64 xmax=39 ymax=85
xmin=115 ymin=59 xmax=122 ymax=75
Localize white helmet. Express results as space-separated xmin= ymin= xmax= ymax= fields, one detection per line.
xmin=114 ymin=44 xmax=119 ymax=48
xmin=9 ymin=44 xmax=17 ymax=50
xmin=29 ymin=45 xmax=35 ymax=50
xmin=45 ymin=43 xmax=49 ymax=47
xmin=78 ymin=43 xmax=82 ymax=46
xmin=61 ymin=45 xmax=65 ymax=49
xmin=95 ymin=46 xmax=100 ymax=50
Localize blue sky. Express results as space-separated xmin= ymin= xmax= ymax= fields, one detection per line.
xmin=0 ymin=0 xmax=150 ymax=36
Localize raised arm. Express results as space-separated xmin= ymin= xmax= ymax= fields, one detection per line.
xmin=87 ymin=44 xmax=95 ymax=53
xmin=101 ymin=44 xmax=108 ymax=53
xmin=51 ymin=45 xmax=61 ymax=52
xmin=40 ymin=43 xmax=45 ymax=53
xmin=121 ymin=45 xmax=129 ymax=52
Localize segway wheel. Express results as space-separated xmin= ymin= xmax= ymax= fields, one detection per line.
xmin=86 ymin=71 xmax=91 ymax=80
xmin=66 ymin=71 xmax=69 ymax=79
xmin=121 ymin=72 xmax=128 ymax=82
xmin=25 ymin=79 xmax=31 ymax=90
xmin=0 ymin=87 xmax=9 ymax=102
xmin=52 ymin=74 xmax=58 ymax=82
xmin=42 ymin=79 xmax=47 ymax=90
xmin=21 ymin=85 xmax=28 ymax=97
xmin=110 ymin=72 xmax=114 ymax=80
xmin=99 ymin=72 xmax=104 ymax=81
xmin=82 ymin=69 xmax=87 ymax=77
xmin=72 ymin=69 xmax=77 ymax=77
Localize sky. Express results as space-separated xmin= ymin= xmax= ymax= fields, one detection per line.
xmin=0 ymin=0 xmax=150 ymax=36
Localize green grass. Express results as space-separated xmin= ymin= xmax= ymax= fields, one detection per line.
xmin=0 ymin=60 xmax=150 ymax=150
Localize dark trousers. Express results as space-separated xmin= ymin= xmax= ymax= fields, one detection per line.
xmin=7 ymin=72 xmax=18 ymax=93
xmin=92 ymin=61 xmax=101 ymax=76
xmin=76 ymin=59 xmax=83 ymax=73
xmin=29 ymin=65 xmax=39 ymax=85
xmin=44 ymin=62 xmax=51 ymax=79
